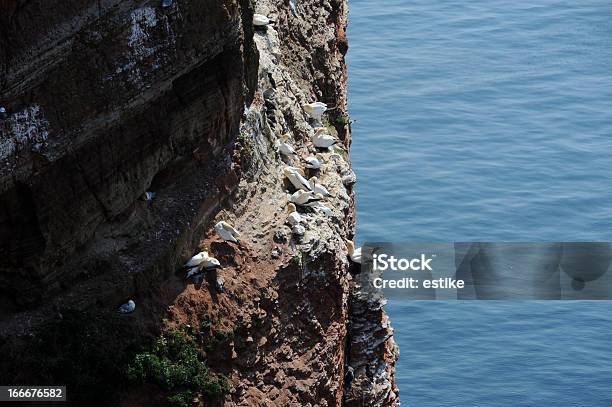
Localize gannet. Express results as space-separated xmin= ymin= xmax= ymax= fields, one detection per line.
xmin=184 ymin=251 xmax=209 ymax=268
xmin=118 ymin=299 xmax=136 ymax=314
xmin=303 ymin=153 xmax=324 ymax=169
xmin=253 ymin=13 xmax=274 ymax=26
xmin=286 ymin=203 xmax=301 ymax=226
xmin=215 ymin=221 xmax=241 ymax=243
xmin=345 ymin=240 xmax=362 ymax=263
xmin=290 ymin=190 xmax=323 ymax=207
xmin=313 ymin=128 xmax=338 ymax=149
xmin=276 ymin=134 xmax=297 ymax=158
xmin=304 ymin=102 xmax=327 ymax=121
xmin=284 ymin=166 xmax=312 ymax=191
xmin=308 ymin=176 xmax=332 ymax=197
xmin=186 ymin=256 xmax=222 ymax=279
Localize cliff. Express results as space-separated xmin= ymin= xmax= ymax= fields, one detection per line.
xmin=0 ymin=0 xmax=397 ymax=405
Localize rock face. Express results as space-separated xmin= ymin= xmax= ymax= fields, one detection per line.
xmin=0 ymin=0 xmax=397 ymax=405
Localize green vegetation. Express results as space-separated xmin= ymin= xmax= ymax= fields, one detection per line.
xmin=127 ymin=326 xmax=228 ymax=406
xmin=292 ymin=254 xmax=301 ymax=266
xmin=335 ymin=113 xmax=350 ymax=126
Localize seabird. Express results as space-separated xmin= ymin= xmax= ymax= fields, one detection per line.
xmin=253 ymin=13 xmax=274 ymax=26
xmin=118 ymin=299 xmax=136 ymax=314
xmin=0 ymin=107 xmax=7 ymax=120
xmin=186 ymin=256 xmax=222 ymax=279
xmin=284 ymin=166 xmax=312 ymax=191
xmin=215 ymin=221 xmax=241 ymax=243
xmin=142 ymin=191 xmax=156 ymax=201
xmin=276 ymin=134 xmax=298 ymax=158
xmin=304 ymin=102 xmax=327 ymax=121
xmin=313 ymin=128 xmax=339 ymax=149
xmin=184 ymin=251 xmax=209 ymax=268
xmin=286 ymin=202 xmax=301 ymax=226
xmin=290 ymin=190 xmax=324 ymax=207
xmin=161 ymin=0 xmax=173 ymax=7
xmin=308 ymin=176 xmax=332 ymax=197
xmin=345 ymin=240 xmax=362 ymax=263
xmin=303 ymin=153 xmax=324 ymax=169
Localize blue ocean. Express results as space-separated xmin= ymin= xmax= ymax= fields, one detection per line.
xmin=347 ymin=0 xmax=612 ymax=405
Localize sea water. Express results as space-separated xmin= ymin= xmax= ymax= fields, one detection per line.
xmin=347 ymin=0 xmax=612 ymax=405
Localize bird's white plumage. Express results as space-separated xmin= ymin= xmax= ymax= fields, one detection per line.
xmin=119 ymin=299 xmax=136 ymax=314
xmin=304 ymin=102 xmax=327 ymax=121
xmin=253 ymin=13 xmax=272 ymax=26
xmin=284 ymin=166 xmax=312 ymax=191
xmin=277 ymin=141 xmax=297 ymax=157
xmin=309 ymin=177 xmax=331 ymax=197
xmin=184 ymin=251 xmax=209 ymax=268
xmin=186 ymin=255 xmax=222 ymax=279
xmin=290 ymin=190 xmax=321 ymax=206
xmin=312 ymin=129 xmax=338 ymax=148
xmin=304 ymin=153 xmax=323 ymax=169
xmin=286 ymin=203 xmax=302 ymax=225
xmin=215 ymin=221 xmax=240 ymax=243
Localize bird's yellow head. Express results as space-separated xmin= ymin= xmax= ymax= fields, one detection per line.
xmin=287 ymin=202 xmax=297 ymax=213
xmin=345 ymin=239 xmax=355 ymax=254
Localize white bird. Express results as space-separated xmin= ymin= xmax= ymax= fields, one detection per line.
xmin=345 ymin=240 xmax=362 ymax=264
xmin=161 ymin=0 xmax=173 ymax=7
xmin=184 ymin=251 xmax=209 ymax=268
xmin=276 ymin=134 xmax=297 ymax=158
xmin=215 ymin=221 xmax=241 ymax=243
xmin=143 ymin=191 xmax=156 ymax=201
xmin=303 ymin=153 xmax=324 ymax=169
xmin=290 ymin=190 xmax=324 ymax=207
xmin=186 ymin=256 xmax=222 ymax=279
xmin=284 ymin=166 xmax=312 ymax=191
xmin=286 ymin=202 xmax=302 ymax=226
xmin=308 ymin=176 xmax=332 ymax=197
xmin=313 ymin=128 xmax=339 ymax=149
xmin=118 ymin=299 xmax=136 ymax=314
xmin=304 ymin=102 xmax=327 ymax=121
xmin=253 ymin=13 xmax=274 ymax=26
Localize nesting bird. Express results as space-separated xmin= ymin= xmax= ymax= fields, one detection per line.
xmin=253 ymin=13 xmax=274 ymax=26
xmin=284 ymin=166 xmax=312 ymax=191
xmin=303 ymin=102 xmax=327 ymax=122
xmin=312 ymin=128 xmax=339 ymax=149
xmin=215 ymin=221 xmax=241 ymax=243
xmin=118 ymin=299 xmax=136 ymax=314
xmin=286 ymin=202 xmax=302 ymax=226
xmin=184 ymin=251 xmax=209 ymax=268
xmin=290 ymin=190 xmax=324 ymax=207
xmin=185 ymin=255 xmax=222 ymax=279
xmin=345 ymin=240 xmax=362 ymax=264
xmin=309 ymin=176 xmax=332 ymax=197
xmin=276 ymin=134 xmax=298 ymax=158
xmin=303 ymin=153 xmax=324 ymax=169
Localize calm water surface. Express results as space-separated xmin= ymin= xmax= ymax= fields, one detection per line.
xmin=347 ymin=0 xmax=612 ymax=405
